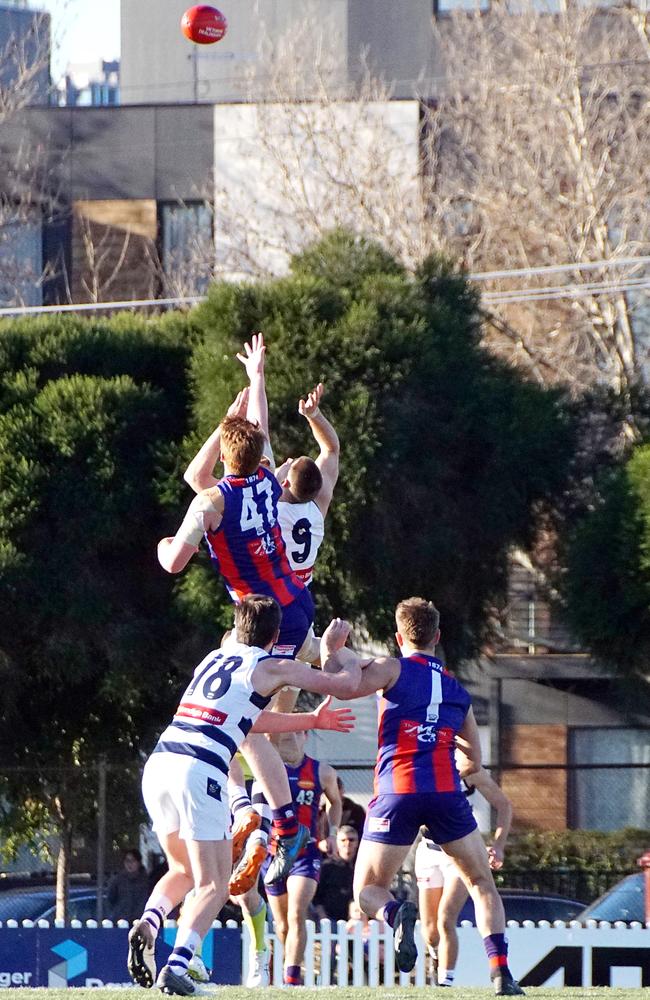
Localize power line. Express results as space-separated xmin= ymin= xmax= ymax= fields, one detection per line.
xmin=484 ymin=277 xmax=650 ymax=305
xmin=471 ymin=256 xmax=650 ymax=282
xmin=0 ymin=295 xmax=203 ymax=318
xmin=2 ymin=265 xmax=650 ymax=317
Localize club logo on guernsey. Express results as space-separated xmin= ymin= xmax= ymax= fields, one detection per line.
xmin=253 ymin=534 xmax=276 ymax=556
xmin=404 ymin=722 xmax=438 ymax=744
xmin=175 ymin=702 xmax=228 ymax=726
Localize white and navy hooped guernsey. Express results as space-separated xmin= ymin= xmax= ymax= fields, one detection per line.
xmin=278 ymin=499 xmax=325 ymax=586
xmin=153 ymin=641 xmax=272 ymax=778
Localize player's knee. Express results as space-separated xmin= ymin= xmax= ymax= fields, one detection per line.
xmin=468 ymin=871 xmax=497 ymax=897
xmin=356 ymin=885 xmax=373 ymax=915
xmin=276 ymin=916 xmax=290 ymax=941
xmin=193 ymin=878 xmax=220 ymax=897
xmin=287 ymin=903 xmax=308 ymax=927
xmin=439 ymin=909 xmax=457 ymax=935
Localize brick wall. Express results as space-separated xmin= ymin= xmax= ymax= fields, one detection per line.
xmin=500 ymin=723 xmax=568 ymax=830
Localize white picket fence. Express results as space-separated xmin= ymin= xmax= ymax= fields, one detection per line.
xmin=247 ymin=917 xmax=435 ymax=987
xmin=4 ymin=914 xmax=649 ymax=988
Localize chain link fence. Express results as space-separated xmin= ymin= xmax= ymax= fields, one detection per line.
xmin=0 ymin=760 xmax=648 ymax=922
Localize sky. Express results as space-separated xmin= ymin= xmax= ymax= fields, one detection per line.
xmin=37 ymin=0 xmax=120 ymax=78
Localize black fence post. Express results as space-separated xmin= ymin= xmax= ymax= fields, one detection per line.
xmin=96 ymin=756 xmax=107 ymax=922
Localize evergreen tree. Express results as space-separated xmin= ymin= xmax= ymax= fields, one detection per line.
xmin=185 ymin=231 xmax=575 ymax=662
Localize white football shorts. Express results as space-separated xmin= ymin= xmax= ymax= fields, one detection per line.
xmin=414 ymin=839 xmax=458 ymax=889
xmin=142 ymin=752 xmax=231 ymax=842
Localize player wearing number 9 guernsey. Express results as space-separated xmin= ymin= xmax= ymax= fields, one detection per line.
xmin=275 ymin=381 xmax=340 ymax=589
xmin=127 ymin=598 xmax=359 ymax=997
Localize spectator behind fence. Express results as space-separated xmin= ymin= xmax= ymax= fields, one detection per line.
xmin=346 ymin=900 xmax=385 ymax=973
xmin=107 ymin=849 xmax=150 ymax=925
xmin=312 ymin=825 xmax=359 ymax=922
xmin=338 ymin=778 xmax=366 ymax=837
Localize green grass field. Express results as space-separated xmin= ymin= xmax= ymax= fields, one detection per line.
xmin=2 ymin=990 xmax=650 ymax=1000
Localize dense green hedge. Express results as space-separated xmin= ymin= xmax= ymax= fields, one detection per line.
xmin=496 ymin=828 xmax=650 ymax=902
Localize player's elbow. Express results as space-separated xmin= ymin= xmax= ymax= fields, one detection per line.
xmin=158 ymin=552 xmax=180 ymax=574
xmin=157 ymin=540 xmax=192 ymax=574
xmin=183 ymin=466 xmax=204 ymax=492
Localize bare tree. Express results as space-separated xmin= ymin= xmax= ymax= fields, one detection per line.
xmin=212 ymin=14 xmax=432 ymax=279
xmin=0 ymin=8 xmax=60 ymax=308
xmin=208 ymin=4 xmax=650 ymax=393
xmin=423 ymin=0 xmax=650 ymax=392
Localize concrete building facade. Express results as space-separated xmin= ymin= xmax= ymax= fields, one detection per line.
xmin=120 ymin=0 xmax=443 ymax=105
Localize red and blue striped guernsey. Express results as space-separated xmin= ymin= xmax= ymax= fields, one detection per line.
xmin=205 ymin=466 xmax=305 ymax=606
xmin=285 ymin=755 xmax=323 ymax=851
xmin=374 ymin=654 xmax=471 ymax=796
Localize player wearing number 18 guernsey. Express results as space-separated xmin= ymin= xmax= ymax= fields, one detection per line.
xmin=128 ymin=600 xmax=360 ymax=997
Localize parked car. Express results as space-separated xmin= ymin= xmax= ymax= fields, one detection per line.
xmin=576 ymin=872 xmax=645 ymax=924
xmin=0 ymin=886 xmax=106 ymax=924
xmin=457 ymin=888 xmax=586 ymax=925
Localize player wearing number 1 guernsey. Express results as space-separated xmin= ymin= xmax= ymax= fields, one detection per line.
xmin=322 ymin=598 xmax=524 ymax=998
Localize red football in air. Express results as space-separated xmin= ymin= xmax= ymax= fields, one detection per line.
xmin=181 ymin=5 xmax=228 ymax=44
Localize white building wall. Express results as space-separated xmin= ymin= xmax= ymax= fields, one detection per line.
xmin=212 ymin=99 xmax=423 ymax=278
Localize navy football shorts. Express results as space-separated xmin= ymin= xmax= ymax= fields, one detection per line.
xmin=271 ymin=587 xmax=315 ymax=659
xmin=262 ymin=841 xmax=322 ymax=896
xmin=363 ymin=791 xmax=477 ymax=847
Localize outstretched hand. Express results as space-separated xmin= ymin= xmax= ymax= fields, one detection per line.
xmin=236 ymin=332 xmax=266 ymax=380
xmin=226 ymin=387 xmax=249 ymax=419
xmin=312 ymin=695 xmax=356 ymax=733
xmin=299 ymin=382 xmax=324 ymax=419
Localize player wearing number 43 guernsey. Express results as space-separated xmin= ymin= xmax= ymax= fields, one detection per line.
xmin=322 ymin=597 xmax=524 ymax=998
xmin=260 ymin=731 xmax=342 ymax=987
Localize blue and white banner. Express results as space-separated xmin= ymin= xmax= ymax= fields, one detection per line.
xmin=0 ymin=927 xmax=241 ymax=987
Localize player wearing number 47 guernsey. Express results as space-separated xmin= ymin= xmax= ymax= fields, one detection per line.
xmin=323 ymin=597 xmax=525 ymax=998
xmin=159 ymin=411 xmax=312 ymax=658
xmin=167 ymin=333 xmax=321 ymax=663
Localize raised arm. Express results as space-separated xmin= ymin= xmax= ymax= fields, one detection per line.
xmin=299 ymin=383 xmax=340 ymax=516
xmin=157 ymin=488 xmax=224 ymax=573
xmin=184 ymin=388 xmax=249 ymax=493
xmin=467 ymin=768 xmax=513 ymax=869
xmin=237 ymin=333 xmax=270 ymax=442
